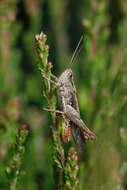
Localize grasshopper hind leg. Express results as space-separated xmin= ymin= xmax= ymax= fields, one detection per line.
xmin=65 ymin=105 xmax=96 ymax=140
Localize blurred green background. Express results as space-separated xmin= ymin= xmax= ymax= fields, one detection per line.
xmin=0 ymin=0 xmax=127 ymax=189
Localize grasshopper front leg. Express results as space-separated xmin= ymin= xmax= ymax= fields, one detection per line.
xmin=43 ymin=108 xmax=64 ymax=115
xmin=41 ymin=72 xmax=58 ymax=86
xmin=65 ymin=105 xmax=96 ymax=140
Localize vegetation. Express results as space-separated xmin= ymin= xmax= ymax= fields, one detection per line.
xmin=0 ymin=0 xmax=127 ymax=189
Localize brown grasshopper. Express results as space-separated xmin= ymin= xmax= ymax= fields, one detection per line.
xmin=44 ymin=36 xmax=96 ymax=151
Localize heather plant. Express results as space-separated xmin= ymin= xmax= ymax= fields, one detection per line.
xmin=35 ymin=32 xmax=80 ymax=190
xmin=6 ymin=124 xmax=29 ymax=190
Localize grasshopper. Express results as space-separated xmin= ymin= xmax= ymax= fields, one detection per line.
xmin=44 ymin=36 xmax=96 ymax=151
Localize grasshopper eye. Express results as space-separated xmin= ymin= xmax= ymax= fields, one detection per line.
xmin=68 ymin=71 xmax=72 ymax=78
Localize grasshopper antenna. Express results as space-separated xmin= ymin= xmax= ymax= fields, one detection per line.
xmin=69 ymin=35 xmax=84 ymax=68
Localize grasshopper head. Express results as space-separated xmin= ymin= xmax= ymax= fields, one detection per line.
xmin=64 ymin=68 xmax=73 ymax=79
xmin=57 ymin=68 xmax=73 ymax=86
